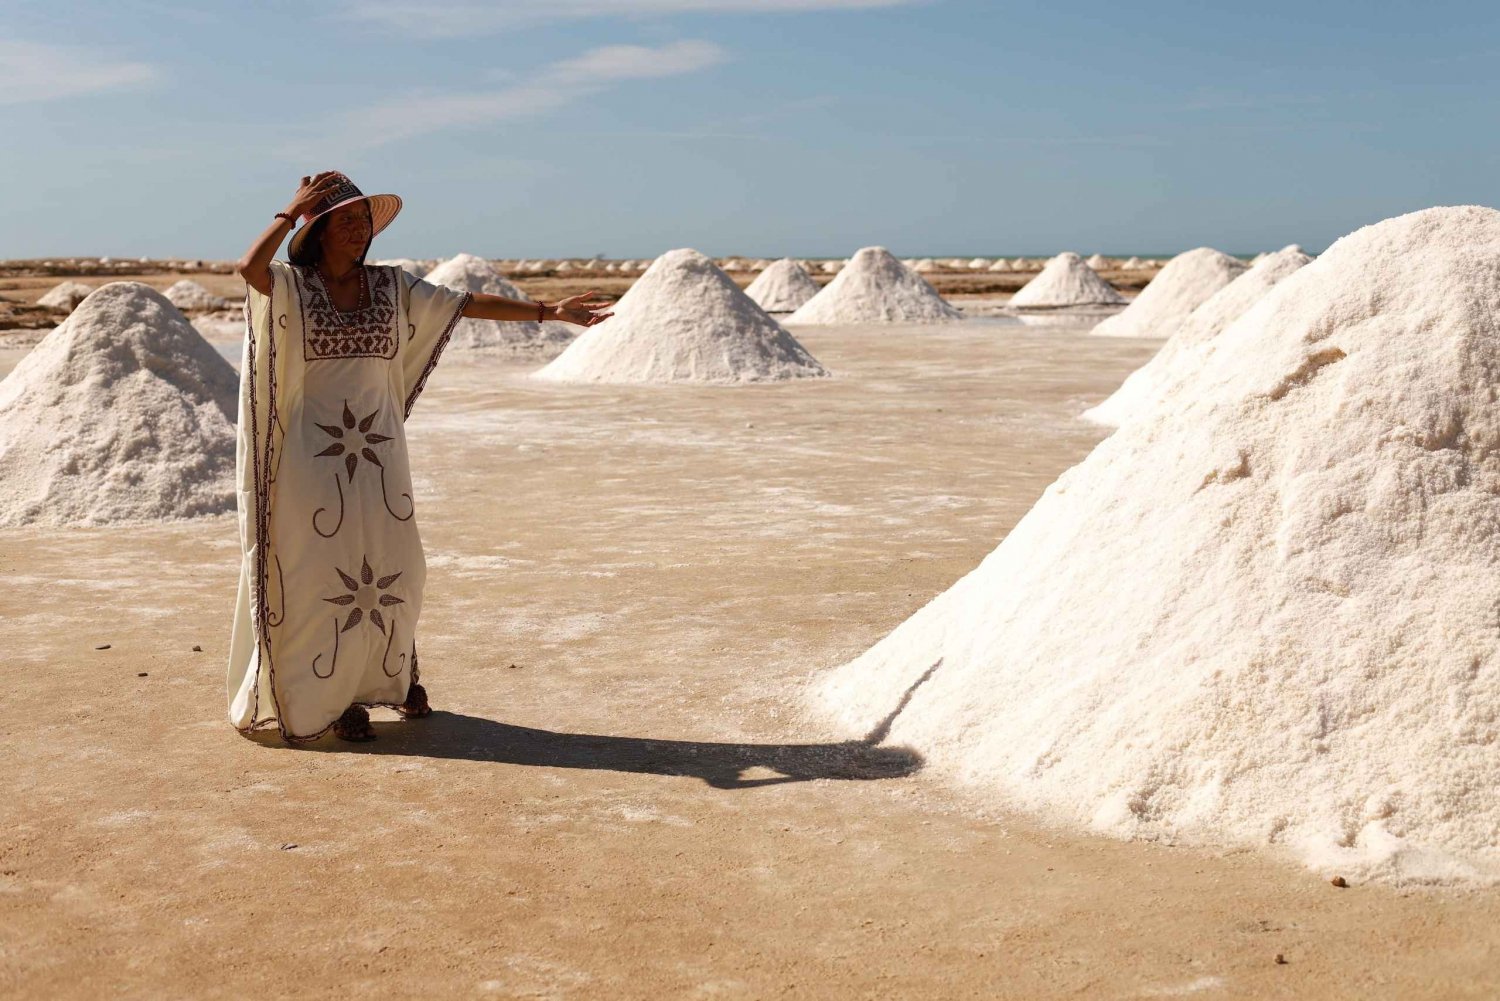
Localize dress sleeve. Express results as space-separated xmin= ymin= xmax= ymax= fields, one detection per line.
xmin=399 ymin=269 xmax=471 ymax=418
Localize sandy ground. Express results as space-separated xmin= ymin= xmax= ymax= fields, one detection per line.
xmin=2 ymin=321 xmax=1497 ymax=999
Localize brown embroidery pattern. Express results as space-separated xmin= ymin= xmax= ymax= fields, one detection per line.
xmin=297 ymin=265 xmax=399 ymax=361
xmin=323 ymin=555 xmax=405 ymax=635
xmin=312 ymin=401 xmax=412 ymax=534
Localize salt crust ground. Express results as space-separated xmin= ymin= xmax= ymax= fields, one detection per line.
xmin=1084 ymin=245 xmax=1313 ymax=427
xmin=0 ymin=282 xmax=236 ymax=527
xmin=5 ymin=319 xmax=1497 ymax=999
xmin=816 ymin=206 xmax=1500 ymax=886
xmin=1009 ymin=251 xmax=1125 ymax=308
xmin=1092 ymin=247 xmax=1248 ymax=338
xmin=536 ymin=249 xmax=826 ymax=384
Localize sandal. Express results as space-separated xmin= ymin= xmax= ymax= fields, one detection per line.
xmin=396 ymin=682 xmax=431 ymax=719
xmin=332 ymin=705 xmax=376 ymax=742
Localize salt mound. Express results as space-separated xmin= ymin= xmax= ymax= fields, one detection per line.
xmin=372 ymin=257 xmax=429 ymax=278
xmin=0 ymin=282 xmax=237 ymax=526
xmin=534 ymin=249 xmax=827 ymax=385
xmin=1122 ymin=256 xmax=1146 ymax=270
xmin=744 ymin=258 xmax=820 ymax=313
xmin=1085 ymin=253 xmax=1110 ymax=270
xmin=423 ymin=253 xmax=575 ymax=356
xmin=1092 ymin=248 xmax=1247 ymax=338
xmin=1083 ymin=246 xmax=1313 ymax=427
xmin=787 ymin=247 xmax=962 ymax=324
xmin=818 ymin=206 xmax=1500 ymax=884
xmin=163 ymin=279 xmax=230 ymax=311
xmin=1009 ymin=252 xmax=1126 ymax=309
xmin=987 ymin=259 xmax=1011 ymax=272
xmin=36 ymin=281 xmax=94 ymax=310
xmin=912 ymin=258 xmax=937 ymax=273
xmin=968 ymin=258 xmax=991 ymax=270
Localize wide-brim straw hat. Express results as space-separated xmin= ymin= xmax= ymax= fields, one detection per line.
xmin=288 ymin=173 xmax=402 ymax=260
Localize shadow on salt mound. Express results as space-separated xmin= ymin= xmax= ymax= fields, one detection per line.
xmin=0 ymin=282 xmax=238 ymax=527
xmin=815 ymin=205 xmax=1500 ymax=885
xmin=533 ymin=249 xmax=827 ymax=385
xmin=1091 ymin=247 xmax=1248 ymax=339
xmin=788 ymin=247 xmax=962 ymax=325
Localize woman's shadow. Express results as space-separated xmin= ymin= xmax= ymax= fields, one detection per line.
xmin=279 ymin=659 xmax=943 ymax=790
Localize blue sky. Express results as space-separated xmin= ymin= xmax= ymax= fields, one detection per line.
xmin=2 ymin=0 xmax=1497 ymax=259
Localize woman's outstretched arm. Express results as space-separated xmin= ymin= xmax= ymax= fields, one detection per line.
xmin=235 ymin=172 xmax=340 ymax=295
xmin=463 ymin=289 xmax=613 ymax=327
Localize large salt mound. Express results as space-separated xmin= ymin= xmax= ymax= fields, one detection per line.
xmin=423 ymin=253 xmax=575 ymax=356
xmin=786 ymin=247 xmax=962 ymax=324
xmin=1009 ymin=251 xmax=1126 ymax=309
xmin=816 ymin=206 xmax=1500 ymax=885
xmin=1084 ymin=245 xmax=1313 ymax=427
xmin=534 ymin=249 xmax=827 ymax=385
xmin=163 ymin=279 xmax=230 ymax=311
xmin=743 ymin=258 xmax=820 ymax=313
xmin=1092 ymin=248 xmax=1247 ymax=338
xmin=0 ymin=282 xmax=237 ymax=527
xmin=36 ymin=281 xmax=94 ymax=310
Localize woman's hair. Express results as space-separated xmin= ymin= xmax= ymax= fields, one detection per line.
xmin=288 ymin=203 xmax=372 ymax=267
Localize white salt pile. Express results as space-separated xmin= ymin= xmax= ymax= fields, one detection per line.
xmin=36 ymin=281 xmax=94 ymax=310
xmin=534 ymin=249 xmax=827 ymax=385
xmin=987 ymin=259 xmax=1012 ymax=272
xmin=819 ymin=260 xmax=844 ymax=274
xmin=968 ymin=257 xmax=991 ymax=270
xmin=1091 ymin=247 xmax=1247 ymax=338
xmin=1008 ymin=251 xmax=1126 ymax=309
xmin=743 ymin=258 xmax=821 ymax=313
xmin=163 ymin=279 xmax=230 ymax=311
xmin=912 ymin=258 xmax=938 ymax=273
xmin=372 ymin=258 xmax=430 ymax=278
xmin=1011 ymin=258 xmax=1031 ymax=271
xmin=0 ymin=282 xmax=237 ymax=527
xmin=817 ymin=205 xmax=1500 ymax=885
xmin=1086 ymin=253 xmax=1110 ymax=270
xmin=1123 ymin=256 xmax=1146 ymax=270
xmin=422 ymin=253 xmax=575 ymax=356
xmin=787 ymin=247 xmax=962 ymax=324
xmin=1083 ymin=245 xmax=1313 ymax=427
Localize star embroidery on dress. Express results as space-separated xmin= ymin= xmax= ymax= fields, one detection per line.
xmin=323 ymin=555 xmax=405 ymax=634
xmin=314 ymin=401 xmax=394 ymax=482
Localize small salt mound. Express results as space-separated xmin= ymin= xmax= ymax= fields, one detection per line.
xmin=371 ymin=258 xmax=429 ymax=278
xmin=1122 ymin=256 xmax=1146 ymax=270
xmin=912 ymin=258 xmax=938 ymax=273
xmin=534 ymin=249 xmax=827 ymax=385
xmin=423 ymin=253 xmax=575 ymax=356
xmin=1083 ymin=245 xmax=1313 ymax=427
xmin=817 ymin=205 xmax=1500 ymax=885
xmin=0 ymin=282 xmax=237 ymax=527
xmin=1009 ymin=252 xmax=1126 ymax=309
xmin=987 ymin=259 xmax=1012 ymax=272
xmin=36 ymin=281 xmax=94 ymax=310
xmin=163 ymin=279 xmax=230 ymax=311
xmin=787 ymin=247 xmax=962 ymax=325
xmin=968 ymin=258 xmax=991 ymax=270
xmin=819 ymin=260 xmax=844 ymax=274
xmin=1086 ymin=253 xmax=1110 ymax=270
xmin=744 ymin=258 xmax=820 ymax=313
xmin=1010 ymin=258 xmax=1031 ymax=271
xmin=1091 ymin=247 xmax=1247 ymax=338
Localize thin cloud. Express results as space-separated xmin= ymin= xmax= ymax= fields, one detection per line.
xmin=343 ymin=0 xmax=924 ymax=37
xmin=0 ymin=40 xmax=159 ymax=106
xmin=279 ymin=39 xmax=726 ymax=160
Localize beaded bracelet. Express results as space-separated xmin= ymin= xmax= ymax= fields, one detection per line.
xmin=274 ymin=212 xmax=297 ymax=226
xmin=536 ymin=300 xmax=547 ymax=323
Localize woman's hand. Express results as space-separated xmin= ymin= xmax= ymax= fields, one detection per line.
xmin=284 ymin=171 xmax=343 ymax=221
xmin=551 ymin=291 xmax=614 ymax=327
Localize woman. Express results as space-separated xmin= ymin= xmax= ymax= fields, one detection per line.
xmin=226 ymin=171 xmax=609 ymax=742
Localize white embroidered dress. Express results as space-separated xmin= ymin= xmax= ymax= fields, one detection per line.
xmin=227 ymin=260 xmax=470 ymax=739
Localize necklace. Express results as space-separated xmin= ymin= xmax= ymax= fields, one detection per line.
xmin=316 ymin=265 xmax=368 ymax=326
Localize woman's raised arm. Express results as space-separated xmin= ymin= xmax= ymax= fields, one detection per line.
xmin=235 ymin=172 xmax=340 ymax=295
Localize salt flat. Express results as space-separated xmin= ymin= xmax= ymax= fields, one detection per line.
xmin=2 ymin=322 xmax=1496 ymax=999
